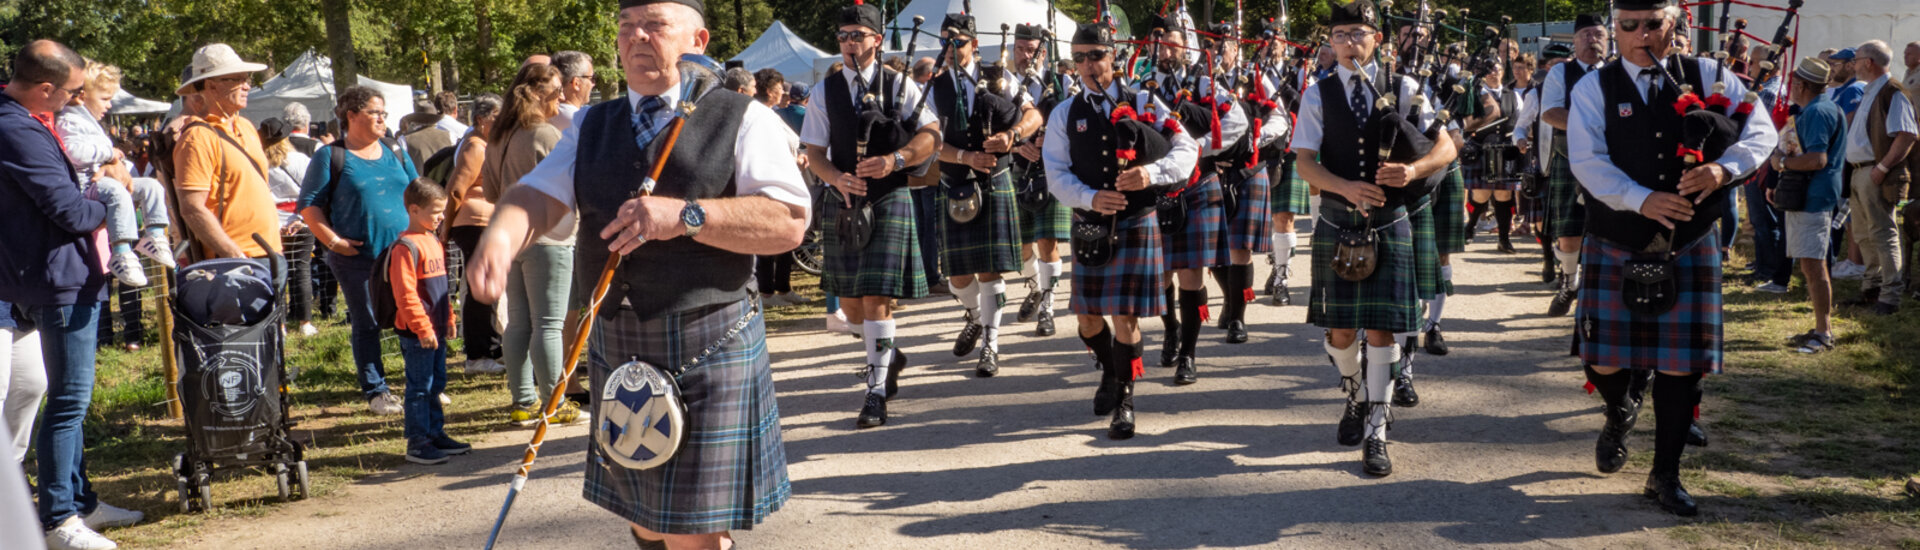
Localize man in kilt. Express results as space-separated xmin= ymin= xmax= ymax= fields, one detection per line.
xmin=1462 ymin=60 xmax=1517 ymax=253
xmin=1257 ymin=32 xmax=1316 ymax=306
xmin=930 ymin=12 xmax=1044 ymax=377
xmin=1517 ymin=49 xmax=1563 ymax=283
xmin=1010 ymin=23 xmax=1073 ymax=338
xmin=1541 ymin=14 xmax=1609 ymax=317
xmin=466 ymin=0 xmax=808 ymax=545
xmin=1207 ymin=22 xmax=1290 ymax=346
xmin=1137 ymin=15 xmax=1246 ymax=385
xmin=800 ymin=1 xmax=943 ymax=428
xmin=1046 ymin=22 xmax=1199 ymax=440
xmin=1566 ymin=0 xmax=1775 ymax=516
xmin=1294 ymin=0 xmax=1456 ymax=477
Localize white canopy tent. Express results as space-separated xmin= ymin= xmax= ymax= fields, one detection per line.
xmin=238 ymin=50 xmax=414 ymax=133
xmin=885 ymin=0 xmax=1080 ymax=62
xmin=109 ymin=90 xmax=171 ymax=116
xmin=730 ymin=21 xmax=836 ymax=86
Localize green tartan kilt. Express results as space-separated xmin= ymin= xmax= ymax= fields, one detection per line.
xmin=1019 ymin=199 xmax=1073 ymax=242
xmin=1547 ymin=153 xmax=1587 ymax=239
xmin=1432 ymin=162 xmax=1468 ymax=254
xmin=820 ymin=187 xmax=928 ymax=299
xmin=1269 ymin=155 xmax=1312 ymax=215
xmin=940 ymin=167 xmax=1024 ymax=276
xmin=1410 ymin=197 xmax=1445 ymax=298
xmin=1307 ymin=201 xmax=1421 ymax=333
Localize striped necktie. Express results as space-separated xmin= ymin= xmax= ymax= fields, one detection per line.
xmin=632 ymin=95 xmax=667 ymax=149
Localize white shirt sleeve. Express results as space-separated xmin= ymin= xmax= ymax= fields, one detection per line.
xmin=1142 ymin=91 xmax=1200 ymax=186
xmin=1201 ymin=78 xmax=1249 ymax=155
xmin=1043 ymin=98 xmax=1099 ymax=211
xmin=799 ymin=82 xmax=832 ymax=149
xmin=1257 ymin=101 xmax=1291 ymax=147
xmin=518 ymin=110 xmax=588 ymax=208
xmin=1705 ymin=59 xmax=1778 ymax=179
xmin=55 ymin=106 xmax=114 ymax=170
xmin=734 ymin=101 xmax=811 ymax=212
xmin=1515 ymin=90 xmax=1538 ymax=143
xmin=1289 ymin=81 xmax=1325 ymax=152
xmin=1541 ymin=63 xmax=1570 ymax=113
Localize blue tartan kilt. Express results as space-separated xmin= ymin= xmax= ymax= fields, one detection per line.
xmin=1162 ymin=173 xmax=1229 ymax=270
xmin=939 ymin=167 xmax=1024 ymax=276
xmin=1574 ymin=233 xmax=1724 ymax=375
xmin=1269 ymin=156 xmax=1312 ymax=215
xmin=1071 ymin=212 xmax=1168 ymax=318
xmin=820 ymin=187 xmax=928 ymax=299
xmin=583 ymin=299 xmax=790 ymax=534
xmin=1547 ymin=154 xmax=1587 ymax=239
xmin=1224 ymin=166 xmax=1274 ymax=252
xmin=1431 ymin=162 xmax=1468 ymax=254
xmin=1307 ymin=201 xmax=1421 ymax=333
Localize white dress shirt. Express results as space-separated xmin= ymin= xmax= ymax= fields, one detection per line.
xmin=1845 ymin=73 xmax=1919 ymax=164
xmin=1288 ymin=61 xmax=1436 ymax=154
xmin=1567 ymin=56 xmax=1779 ymax=214
xmin=1043 ymin=80 xmax=1200 ymax=211
xmin=1138 ymin=69 xmax=1249 ymax=156
xmin=434 ymin=115 xmax=470 ymax=138
xmin=800 ymin=59 xmax=940 ymax=153
xmin=550 ymin=103 xmax=581 ymax=132
xmin=518 ymin=83 xmax=813 ymax=222
xmin=1541 ymin=59 xmax=1600 ymax=114
xmin=1515 ymin=84 xmax=1551 ymax=168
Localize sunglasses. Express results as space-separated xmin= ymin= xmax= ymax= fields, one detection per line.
xmin=836 ymin=30 xmax=878 ymax=42
xmin=1072 ymin=49 xmax=1113 ymax=63
xmin=1616 ymin=18 xmax=1667 ymax=33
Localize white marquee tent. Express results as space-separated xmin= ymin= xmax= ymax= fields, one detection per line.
xmin=238 ymin=50 xmax=414 ymax=133
xmin=886 ymin=0 xmax=1079 ymax=61
xmin=730 ymin=21 xmax=836 ymax=86
xmin=109 ymin=90 xmax=171 ymax=116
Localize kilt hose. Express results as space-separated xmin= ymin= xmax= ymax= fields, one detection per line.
xmin=1163 ymin=173 xmax=1230 ymax=271
xmin=1546 ymin=153 xmax=1587 ymax=239
xmin=583 ymin=299 xmax=790 ymax=534
xmin=1574 ymin=233 xmax=1724 ymax=375
xmin=1223 ymin=165 xmax=1274 ymax=252
xmin=1269 ymin=155 xmax=1312 ymax=215
xmin=1071 ymin=212 xmax=1169 ymax=318
xmin=1410 ymin=198 xmax=1446 ymax=298
xmin=820 ymin=187 xmax=929 ymax=299
xmin=940 ymin=168 xmax=1024 ymax=276
xmin=1431 ymin=162 xmax=1469 ymax=254
xmin=1307 ymin=201 xmax=1421 ymax=333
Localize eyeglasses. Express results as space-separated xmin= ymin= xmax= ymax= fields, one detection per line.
xmin=575 ymin=74 xmax=597 ymax=84
xmin=57 ymin=84 xmax=85 ymax=98
xmin=1329 ymin=30 xmax=1373 ymax=44
xmin=1072 ymin=49 xmax=1113 ymax=63
xmin=1616 ymin=18 xmax=1667 ymax=33
xmin=836 ymin=30 xmax=878 ymax=42
xmin=360 ymin=110 xmax=389 ymax=119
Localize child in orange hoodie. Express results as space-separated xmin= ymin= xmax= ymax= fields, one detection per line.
xmin=389 ymin=179 xmax=469 ymax=465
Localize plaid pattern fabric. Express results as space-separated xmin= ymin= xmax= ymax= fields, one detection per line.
xmin=1462 ymin=154 xmax=1516 ymax=191
xmin=583 ymin=299 xmax=790 ymax=534
xmin=1432 ymin=162 xmax=1468 ymax=254
xmin=941 ymin=168 xmax=1024 ymax=276
xmin=1071 ymin=212 xmax=1168 ymax=317
xmin=1410 ymin=198 xmax=1444 ymax=298
xmin=1019 ymin=199 xmax=1073 ymax=242
xmin=1307 ymin=202 xmax=1421 ymax=333
xmin=1546 ymin=154 xmax=1587 ymax=239
xmin=820 ymin=187 xmax=929 ymax=299
xmin=1520 ymin=184 xmax=1547 ymax=221
xmin=1268 ymin=156 xmax=1312 ymax=215
xmin=1575 ymin=234 xmax=1724 ymax=375
xmin=1224 ymin=167 xmax=1274 ymax=252
xmin=1162 ymin=174 xmax=1230 ymax=270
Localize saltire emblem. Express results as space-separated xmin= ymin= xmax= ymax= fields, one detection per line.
xmin=1617 ymin=103 xmax=1633 ymax=118
xmin=1076 ymin=119 xmax=1087 ymax=132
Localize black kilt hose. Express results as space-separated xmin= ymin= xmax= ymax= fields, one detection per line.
xmin=1271 ymin=154 xmax=1313 ymax=215
xmin=1546 ymin=152 xmax=1587 ymax=239
xmin=1431 ymin=161 xmax=1468 ymax=254
xmin=820 ymin=187 xmax=929 ymax=299
xmin=1162 ymin=173 xmax=1230 ymax=270
xmin=1574 ymin=233 xmax=1724 ymax=375
xmin=1071 ymin=212 xmax=1168 ymax=318
xmin=1222 ymin=165 xmax=1274 ymax=252
xmin=583 ymin=299 xmax=790 ymax=533
xmin=1308 ymin=200 xmax=1421 ymax=333
xmin=940 ymin=167 xmax=1024 ymax=275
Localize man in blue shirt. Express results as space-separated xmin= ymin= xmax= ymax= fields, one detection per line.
xmin=1827 ymin=48 xmax=1866 ymax=115
xmin=1777 ymin=57 xmax=1850 ymax=353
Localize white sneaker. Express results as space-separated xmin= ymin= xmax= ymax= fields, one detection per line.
xmin=824 ymin=310 xmax=855 ymax=335
xmin=466 ymin=358 xmax=506 ymax=374
xmin=46 ymin=517 xmax=117 ymax=550
xmin=134 ymin=232 xmax=176 ymax=268
xmin=369 ymin=392 xmax=403 ymax=415
xmin=81 ymin=502 xmax=143 ymax=531
xmin=299 ymin=323 xmax=320 ymax=337
xmin=1833 ymin=261 xmax=1866 ymax=280
xmin=108 ymin=251 xmax=147 ymax=288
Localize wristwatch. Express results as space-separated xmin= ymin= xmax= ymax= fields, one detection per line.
xmin=892 ymin=152 xmax=907 ymax=173
xmin=681 ymin=199 xmax=706 ymax=238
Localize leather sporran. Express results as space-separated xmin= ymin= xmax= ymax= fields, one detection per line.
xmin=836 ymin=197 xmax=874 ymax=250
xmin=1015 ymin=166 xmax=1052 ymax=215
xmin=1071 ymin=216 xmax=1118 ymax=267
xmin=1332 ymin=227 xmax=1380 ymax=282
xmin=947 ymin=178 xmax=984 ymax=224
xmin=1156 ymin=193 xmax=1187 ymax=233
xmin=1622 ymin=257 xmax=1679 ymax=316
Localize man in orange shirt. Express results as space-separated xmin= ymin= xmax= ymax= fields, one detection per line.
xmin=171 ymin=43 xmax=281 ymax=260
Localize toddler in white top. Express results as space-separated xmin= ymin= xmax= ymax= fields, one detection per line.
xmin=55 ymin=60 xmax=174 ymax=287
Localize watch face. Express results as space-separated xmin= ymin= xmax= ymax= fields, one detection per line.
xmin=682 ymin=203 xmax=705 ymax=227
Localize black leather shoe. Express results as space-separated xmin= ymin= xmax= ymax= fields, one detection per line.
xmin=631 ymin=527 xmax=668 ymax=550
xmin=1173 ymin=356 xmax=1198 ymax=385
xmin=1271 ymin=267 xmax=1292 ymax=306
xmin=1338 ymin=398 xmax=1369 ymax=447
xmin=1644 ymin=473 xmax=1699 ymax=517
xmin=1107 ymin=382 xmax=1135 ymax=440
xmin=1497 ymin=238 xmax=1516 ymax=254
xmin=1688 ymin=421 xmax=1708 ymax=447
xmin=1016 ymin=289 xmax=1041 ymax=323
xmin=1093 ymin=372 xmax=1119 ymax=416
xmin=1596 ymin=404 xmax=1635 ymax=474
xmin=953 ymin=313 xmax=983 ymax=357
xmin=1423 ymin=327 xmax=1449 ymax=355
xmin=975 ymin=347 xmax=999 ymax=378
xmin=883 ymin=349 xmax=909 ymax=400
xmin=1393 ymin=373 xmax=1419 ymax=408
xmin=1225 ymin=320 xmax=1248 ymax=343
xmin=1160 ymin=323 xmax=1180 ymax=367
xmin=1548 ymin=277 xmax=1577 ymax=317
xmin=856 ymin=393 xmax=888 ymax=429
xmin=1036 ymin=310 xmax=1056 ymax=336
xmin=1264 ymin=267 xmax=1279 ymax=296
xmin=1363 ymin=438 xmax=1393 ymax=476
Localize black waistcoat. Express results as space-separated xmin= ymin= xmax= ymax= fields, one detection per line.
xmin=823 ymin=67 xmax=913 ymax=198
xmin=1317 ymin=73 xmax=1376 ymax=208
xmin=1491 ymin=86 xmax=1518 ymax=138
xmin=1585 ymin=55 xmax=1722 ymax=251
xmin=574 ymin=91 xmax=754 ymax=321
xmin=1066 ymin=95 xmax=1160 ymax=218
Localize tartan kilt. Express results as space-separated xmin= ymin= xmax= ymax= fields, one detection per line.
xmin=1432 ymin=162 xmax=1468 ymax=254
xmin=1307 ymin=202 xmax=1421 ymax=333
xmin=1574 ymin=233 xmax=1724 ymax=375
xmin=1019 ymin=199 xmax=1073 ymax=242
xmin=1162 ymin=173 xmax=1229 ymax=270
xmin=1071 ymin=211 xmax=1168 ymax=317
xmin=583 ymin=299 xmax=790 ymax=534
xmin=1269 ymin=156 xmax=1312 ymax=215
xmin=1224 ymin=166 xmax=1274 ymax=252
xmin=1462 ymin=154 xmax=1515 ymax=191
xmin=940 ymin=168 xmax=1024 ymax=276
xmin=1546 ymin=153 xmax=1587 ymax=239
xmin=820 ymin=187 xmax=928 ymax=299
xmin=1410 ymin=198 xmax=1444 ymax=298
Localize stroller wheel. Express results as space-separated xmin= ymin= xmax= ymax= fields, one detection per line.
xmin=295 ymin=461 xmax=311 ymax=499
xmin=196 ymin=478 xmax=214 ymax=512
xmin=276 ymin=465 xmax=291 ymax=500
xmin=175 ymin=476 xmax=192 ymax=513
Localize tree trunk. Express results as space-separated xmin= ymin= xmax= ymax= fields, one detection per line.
xmin=475 ymin=0 xmax=495 ymax=88
xmin=734 ymin=0 xmax=747 ymax=50
xmin=320 ymin=0 xmax=358 ymax=99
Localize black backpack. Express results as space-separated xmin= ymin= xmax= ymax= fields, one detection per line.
xmin=369 ymin=238 xmax=421 ymax=331
xmin=417 ymin=144 xmax=458 ymax=185
xmin=327 ymin=137 xmax=407 ymax=186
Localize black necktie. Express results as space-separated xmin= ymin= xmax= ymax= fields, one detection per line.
xmin=1639 ymin=68 xmax=1660 ymax=102
xmin=1350 ymin=74 xmax=1370 ymax=124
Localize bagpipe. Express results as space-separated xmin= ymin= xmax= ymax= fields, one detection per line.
xmin=1069 ymin=100 xmax=1183 ymax=267
xmin=1680 ymin=0 xmax=1804 ymax=128
xmin=1012 ymin=11 xmax=1071 ymax=215
xmin=837 ymin=14 xmax=937 ymax=251
xmin=935 ymin=14 xmax=1025 ymax=225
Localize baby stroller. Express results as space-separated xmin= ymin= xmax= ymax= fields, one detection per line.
xmin=170 ymin=234 xmax=309 ymax=512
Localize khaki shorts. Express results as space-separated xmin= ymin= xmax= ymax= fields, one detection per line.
xmin=1784 ymin=210 xmax=1833 ymax=260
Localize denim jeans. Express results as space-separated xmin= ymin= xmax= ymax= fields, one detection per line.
xmin=96 ymin=176 xmax=169 ymax=245
xmin=398 ymin=335 xmax=447 ymax=442
xmin=912 ymin=186 xmax=944 ymax=286
xmin=26 ymin=301 xmax=102 ymax=529
xmin=505 ymin=245 xmax=573 ymax=406
xmin=326 ymin=251 xmax=389 ymax=398
xmin=1745 ymin=177 xmax=1789 ymax=285
xmin=1719 ymin=188 xmax=1740 ymax=255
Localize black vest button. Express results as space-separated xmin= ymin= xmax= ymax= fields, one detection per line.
xmin=633 ymin=161 xmax=646 ymax=170
xmin=621 ymin=283 xmax=632 ymax=292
